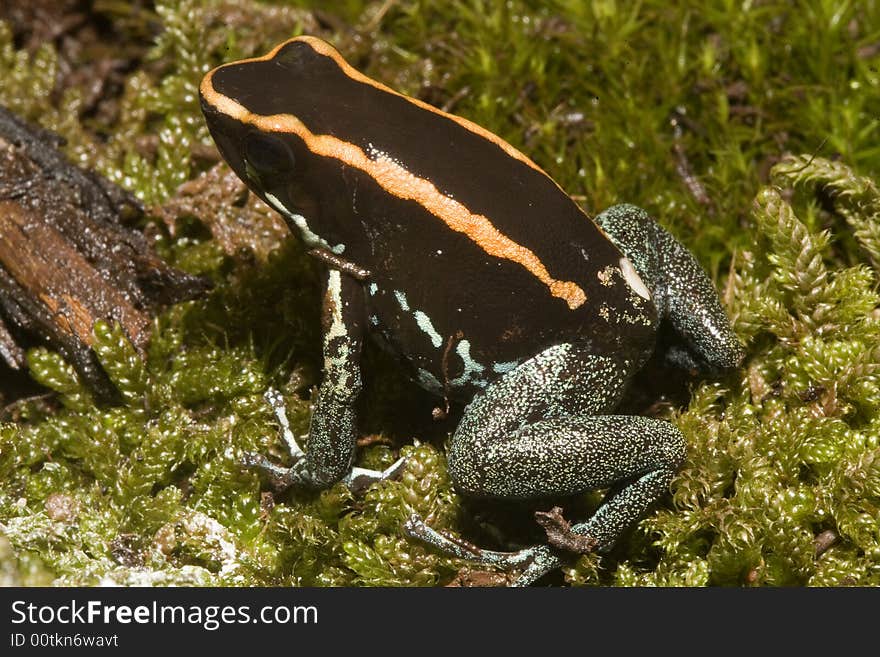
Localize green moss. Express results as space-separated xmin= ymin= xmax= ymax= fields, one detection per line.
xmin=590 ymin=154 xmax=880 ymax=587
xmin=2 ymin=0 xmax=880 ymax=586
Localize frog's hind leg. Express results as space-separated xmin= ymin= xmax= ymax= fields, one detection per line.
xmin=407 ymin=342 xmax=686 ymax=584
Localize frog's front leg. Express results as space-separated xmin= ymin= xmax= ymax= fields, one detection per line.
xmin=594 ymin=204 xmax=745 ymax=373
xmin=246 ymin=269 xmax=403 ymax=492
xmin=406 ymin=343 xmax=686 ymax=585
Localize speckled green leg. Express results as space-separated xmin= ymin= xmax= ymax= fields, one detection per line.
xmin=446 ymin=342 xmax=685 ymax=502
xmin=246 ymin=270 xmax=403 ymax=490
xmin=408 ymin=342 xmax=686 ymax=584
xmin=451 ymin=414 xmax=685 ymax=509
xmin=407 ymin=417 xmax=683 ymax=585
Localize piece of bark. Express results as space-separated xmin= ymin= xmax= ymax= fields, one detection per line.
xmin=534 ymin=506 xmax=598 ymax=554
xmin=0 ymin=312 xmax=25 ymax=369
xmin=0 ymin=106 xmax=209 ymax=401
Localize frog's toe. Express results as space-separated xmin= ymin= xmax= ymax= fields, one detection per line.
xmin=342 ymin=456 xmax=407 ymax=494
xmin=404 ymin=513 xmax=487 ymax=561
xmin=404 ymin=513 xmax=563 ymax=585
xmin=241 ymin=451 xmax=305 ymax=492
xmin=263 ymin=388 xmax=306 ymax=460
xmin=508 ymin=546 xmax=561 ymax=587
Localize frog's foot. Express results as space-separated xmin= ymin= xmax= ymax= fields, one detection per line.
xmin=242 ymin=451 xmax=406 ymax=494
xmin=403 ymin=513 xmax=563 ymax=587
xmin=241 ymin=388 xmax=308 ymax=491
xmin=247 ymin=388 xmax=406 ymax=494
xmin=241 ymin=450 xmax=306 ymax=492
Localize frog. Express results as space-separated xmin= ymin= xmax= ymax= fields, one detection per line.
xmin=199 ymin=35 xmax=745 ymax=586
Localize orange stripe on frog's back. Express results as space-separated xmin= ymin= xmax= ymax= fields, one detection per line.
xmin=201 ymin=36 xmax=593 ymax=310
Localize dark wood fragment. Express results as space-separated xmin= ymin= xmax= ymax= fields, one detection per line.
xmin=534 ymin=506 xmax=598 ymax=554
xmin=307 ymin=247 xmax=371 ymax=280
xmin=0 ymin=312 xmax=25 ymax=369
xmin=0 ymin=106 xmax=210 ymax=401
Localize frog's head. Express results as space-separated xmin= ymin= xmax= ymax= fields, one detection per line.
xmin=201 ymin=108 xmax=303 ymax=214
xmin=199 ymin=37 xmax=346 ymax=224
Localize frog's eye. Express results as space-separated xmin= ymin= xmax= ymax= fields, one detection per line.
xmin=244 ymin=132 xmax=295 ymax=176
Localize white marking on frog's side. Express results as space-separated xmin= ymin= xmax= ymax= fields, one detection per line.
xmin=369 ymin=283 xmax=378 ymax=295
xmin=369 ymin=315 xmax=379 ymax=326
xmin=263 ymin=191 xmax=346 ymax=254
xmin=619 ymin=257 xmax=651 ymax=300
xmin=414 ymin=311 xmax=443 ymax=348
xmin=394 ymin=290 xmax=409 ymax=312
xmin=492 ymin=360 xmax=521 ymax=374
xmin=450 ymin=339 xmax=485 ymax=387
xmin=393 ymin=291 xmax=443 ymax=349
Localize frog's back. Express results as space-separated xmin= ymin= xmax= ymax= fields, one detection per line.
xmin=205 ymin=37 xmax=658 ymax=393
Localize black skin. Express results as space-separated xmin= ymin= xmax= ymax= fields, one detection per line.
xmin=200 ymin=37 xmax=745 ymax=585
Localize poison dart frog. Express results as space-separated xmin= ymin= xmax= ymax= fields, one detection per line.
xmin=199 ymin=36 xmax=745 ymax=586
